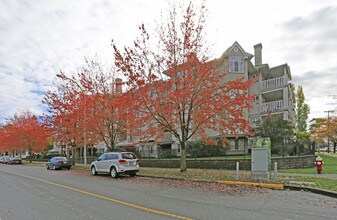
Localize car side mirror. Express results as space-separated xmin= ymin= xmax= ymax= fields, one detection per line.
xmin=97 ymin=158 xmax=101 ymax=161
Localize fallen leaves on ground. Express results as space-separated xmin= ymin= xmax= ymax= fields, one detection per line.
xmin=65 ymin=168 xmax=267 ymax=196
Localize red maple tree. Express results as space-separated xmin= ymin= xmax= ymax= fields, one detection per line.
xmin=0 ymin=111 xmax=50 ymax=161
xmin=112 ymin=1 xmax=255 ymax=171
xmin=44 ymin=58 xmax=129 ymax=164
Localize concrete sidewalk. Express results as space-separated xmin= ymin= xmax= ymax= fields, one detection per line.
xmin=321 ymin=152 xmax=337 ymax=158
xmin=279 ymin=172 xmax=337 ymax=180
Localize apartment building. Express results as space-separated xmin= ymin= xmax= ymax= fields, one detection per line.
xmin=116 ymin=42 xmax=296 ymax=156
xmin=248 ymin=43 xmax=296 ymax=127
xmin=215 ymin=42 xmax=296 ymax=154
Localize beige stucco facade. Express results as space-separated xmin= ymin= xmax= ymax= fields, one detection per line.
xmin=203 ymin=42 xmax=296 ymax=154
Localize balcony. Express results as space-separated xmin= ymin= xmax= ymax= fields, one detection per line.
xmin=261 ymin=100 xmax=285 ymax=113
xmin=261 ymin=75 xmax=288 ymax=91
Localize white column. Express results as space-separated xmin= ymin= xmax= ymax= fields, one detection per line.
xmin=283 ymin=88 xmax=289 ymax=109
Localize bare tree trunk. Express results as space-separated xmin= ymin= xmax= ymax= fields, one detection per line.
xmin=110 ymin=138 xmax=115 ymax=152
xmin=29 ymin=149 xmax=32 ymax=163
xmin=180 ymin=142 xmax=187 ymax=172
xmin=72 ymin=147 xmax=76 ymax=166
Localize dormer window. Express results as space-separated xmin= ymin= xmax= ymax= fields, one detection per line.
xmin=229 ymin=55 xmax=244 ymax=73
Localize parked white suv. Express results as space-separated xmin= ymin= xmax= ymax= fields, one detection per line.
xmin=91 ymin=152 xmax=139 ymax=178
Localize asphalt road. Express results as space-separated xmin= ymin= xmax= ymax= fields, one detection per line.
xmin=0 ymin=164 xmax=336 ymax=220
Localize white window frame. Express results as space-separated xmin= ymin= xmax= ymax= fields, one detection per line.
xmin=229 ymin=55 xmax=244 ymax=73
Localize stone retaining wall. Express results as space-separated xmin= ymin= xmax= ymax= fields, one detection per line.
xmin=140 ymin=156 xmax=316 ymax=170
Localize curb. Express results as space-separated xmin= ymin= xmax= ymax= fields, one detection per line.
xmin=138 ymin=174 xmax=284 ymax=190
xmin=284 ymin=185 xmax=337 ymax=199
xmin=217 ymin=180 xmax=284 ymax=190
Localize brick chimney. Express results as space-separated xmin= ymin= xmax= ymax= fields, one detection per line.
xmin=254 ymin=43 xmax=262 ymax=66
xmin=115 ymin=78 xmax=122 ymax=94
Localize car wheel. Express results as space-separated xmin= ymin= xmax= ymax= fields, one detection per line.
xmin=129 ymin=172 xmax=136 ymax=177
xmin=46 ymin=164 xmax=49 ymax=170
xmin=67 ymin=167 xmax=70 ymax=170
xmin=91 ymin=166 xmax=97 ymax=176
xmin=110 ymin=167 xmax=118 ymax=178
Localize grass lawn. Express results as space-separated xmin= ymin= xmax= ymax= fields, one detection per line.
xmin=278 ymin=153 xmax=337 ymax=192
xmin=279 ymin=153 xmax=337 ymax=174
xmin=139 ymin=167 xmax=337 ymax=192
xmin=141 ymin=156 xmax=252 ymax=160
xmin=283 ymin=176 xmax=337 ymax=192
xmin=138 ymin=167 xmax=247 ymax=181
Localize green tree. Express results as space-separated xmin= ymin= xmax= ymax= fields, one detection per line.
xmin=254 ymin=114 xmax=294 ymax=154
xmin=296 ymin=85 xmax=310 ymax=132
xmin=296 ymin=130 xmax=311 ymax=146
xmin=186 ymin=139 xmax=225 ymax=158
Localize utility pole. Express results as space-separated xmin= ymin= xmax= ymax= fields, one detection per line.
xmin=324 ymin=110 xmax=335 ymax=153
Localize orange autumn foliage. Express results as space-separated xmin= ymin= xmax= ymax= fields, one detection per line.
xmin=112 ymin=1 xmax=255 ymax=171
xmin=0 ymin=111 xmax=50 ymax=156
xmin=44 ymin=59 xmax=129 ymax=151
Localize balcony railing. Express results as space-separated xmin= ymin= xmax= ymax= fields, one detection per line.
xmin=261 ymin=75 xmax=288 ymax=91
xmin=261 ymin=100 xmax=285 ymax=113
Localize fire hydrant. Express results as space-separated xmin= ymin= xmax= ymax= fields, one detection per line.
xmin=314 ymin=156 xmax=324 ymax=174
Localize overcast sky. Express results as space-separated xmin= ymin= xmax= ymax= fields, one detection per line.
xmin=1 ymin=0 xmax=337 ymax=123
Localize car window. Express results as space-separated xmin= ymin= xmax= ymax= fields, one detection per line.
xmin=106 ymin=154 xmax=118 ymax=160
xmin=121 ymin=153 xmax=137 ymax=159
xmin=98 ymin=154 xmax=106 ymax=161
xmin=55 ymin=157 xmax=67 ymax=161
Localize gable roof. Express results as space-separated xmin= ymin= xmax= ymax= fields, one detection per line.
xmin=221 ymin=41 xmax=254 ymax=60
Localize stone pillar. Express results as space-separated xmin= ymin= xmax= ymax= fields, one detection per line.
xmin=115 ymin=78 xmax=122 ymax=94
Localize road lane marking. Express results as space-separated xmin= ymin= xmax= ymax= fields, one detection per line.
xmin=0 ymin=169 xmax=193 ymax=220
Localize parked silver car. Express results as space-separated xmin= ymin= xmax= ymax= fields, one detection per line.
xmin=3 ymin=156 xmax=10 ymax=164
xmin=8 ymin=156 xmax=22 ymax=165
xmin=90 ymin=152 xmax=139 ymax=178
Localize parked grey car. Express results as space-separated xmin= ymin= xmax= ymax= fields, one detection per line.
xmin=46 ymin=156 xmax=71 ymax=170
xmin=91 ymin=152 xmax=139 ymax=178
